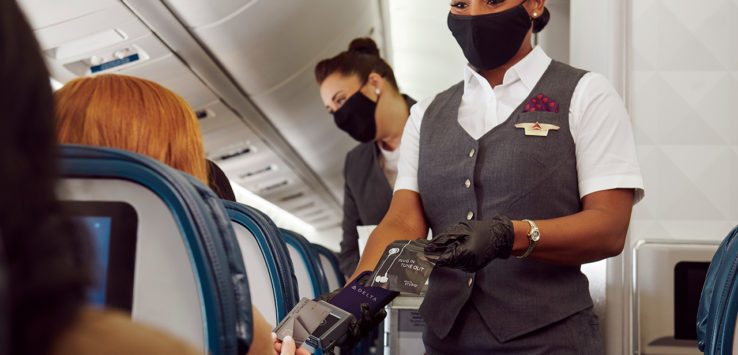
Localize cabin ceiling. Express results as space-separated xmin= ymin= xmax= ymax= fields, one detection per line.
xmin=18 ymin=0 xmax=389 ymax=232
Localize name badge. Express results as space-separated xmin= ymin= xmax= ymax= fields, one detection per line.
xmin=515 ymin=122 xmax=560 ymax=137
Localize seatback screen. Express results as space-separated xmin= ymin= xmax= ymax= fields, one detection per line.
xmin=674 ymin=261 xmax=710 ymax=340
xmin=62 ymin=201 xmax=138 ymax=313
xmin=76 ymin=216 xmax=112 ymax=307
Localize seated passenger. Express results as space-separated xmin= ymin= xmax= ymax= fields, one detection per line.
xmin=208 ymin=159 xmax=237 ymax=202
xmin=54 ymin=73 xmax=305 ymax=354
xmin=54 ymin=74 xmax=209 ymax=182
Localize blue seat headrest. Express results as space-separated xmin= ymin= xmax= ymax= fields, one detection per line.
xmin=223 ymin=201 xmax=301 ymax=322
xmin=182 ymin=174 xmax=253 ymax=354
xmin=312 ymin=243 xmax=345 ymax=288
xmin=280 ymin=229 xmax=330 ymax=296
xmin=59 ymin=144 xmax=242 ymax=355
xmin=698 ymin=226 xmax=738 ymax=353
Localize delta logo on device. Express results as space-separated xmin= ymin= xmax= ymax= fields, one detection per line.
xmin=349 ymin=285 xmax=379 ymax=302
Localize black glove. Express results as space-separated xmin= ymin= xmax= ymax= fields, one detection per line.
xmin=338 ymin=302 xmax=386 ymax=351
xmin=313 ymin=273 xmax=388 ymax=352
xmin=424 ymin=216 xmax=515 ymax=273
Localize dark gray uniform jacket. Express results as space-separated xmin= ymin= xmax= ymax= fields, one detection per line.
xmin=339 ymin=95 xmax=416 ymax=278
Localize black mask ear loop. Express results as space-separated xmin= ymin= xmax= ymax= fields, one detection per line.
xmin=360 ymin=76 xmax=382 ymax=100
xmin=519 ymin=0 xmax=535 ymax=23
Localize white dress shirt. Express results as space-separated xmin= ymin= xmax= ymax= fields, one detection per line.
xmin=378 ymin=144 xmax=400 ymax=188
xmin=394 ymin=46 xmax=644 ymax=202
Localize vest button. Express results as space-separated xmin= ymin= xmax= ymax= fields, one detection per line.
xmin=468 ymin=148 xmax=476 ymax=158
xmin=464 ymin=179 xmax=471 ymax=188
xmin=466 ymin=211 xmax=474 ymax=220
xmin=468 ymin=277 xmax=473 ymax=287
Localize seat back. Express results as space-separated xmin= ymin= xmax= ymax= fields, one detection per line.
xmin=223 ymin=201 xmax=299 ymax=326
xmin=57 ymin=144 xmax=251 ymax=355
xmin=312 ymin=244 xmax=345 ymax=291
xmin=280 ymin=229 xmax=329 ymax=298
xmin=181 ymin=174 xmax=253 ymax=355
xmin=698 ymin=226 xmax=738 ymax=354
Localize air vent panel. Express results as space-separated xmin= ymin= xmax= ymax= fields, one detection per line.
xmin=239 ymin=164 xmax=277 ymax=179
xmin=279 ymin=191 xmax=305 ymax=202
xmin=257 ymin=178 xmax=290 ymax=193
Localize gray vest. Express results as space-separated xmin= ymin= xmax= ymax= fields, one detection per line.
xmin=417 ymin=61 xmax=592 ymax=342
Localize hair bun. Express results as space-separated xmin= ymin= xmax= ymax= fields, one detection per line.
xmin=348 ymin=37 xmax=380 ymax=57
xmin=532 ymin=7 xmax=550 ymax=33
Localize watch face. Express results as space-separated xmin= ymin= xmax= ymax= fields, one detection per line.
xmin=531 ymin=231 xmax=540 ymax=242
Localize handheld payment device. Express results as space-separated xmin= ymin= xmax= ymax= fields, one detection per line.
xmin=274 ymin=298 xmax=354 ymax=351
xmin=302 ymin=301 xmax=354 ymax=352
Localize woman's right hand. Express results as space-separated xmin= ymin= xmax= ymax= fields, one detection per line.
xmin=425 ymin=216 xmax=515 ymax=272
xmin=272 ymin=333 xmax=310 ymax=355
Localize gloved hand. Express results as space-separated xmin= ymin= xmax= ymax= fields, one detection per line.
xmin=338 ymin=302 xmax=386 ymax=351
xmin=313 ymin=273 xmax=389 ymax=352
xmin=424 ymin=215 xmax=515 ymax=273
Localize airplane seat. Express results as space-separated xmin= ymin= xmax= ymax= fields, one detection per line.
xmin=311 ymin=243 xmax=345 ymax=291
xmin=179 ymin=173 xmax=254 ymax=354
xmin=57 ymin=144 xmax=251 ymax=355
xmin=280 ymin=229 xmax=330 ymax=298
xmin=223 ymin=200 xmax=300 ymax=327
xmin=698 ymin=226 xmax=738 ymax=354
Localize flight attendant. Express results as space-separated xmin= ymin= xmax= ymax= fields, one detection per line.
xmin=346 ymin=0 xmax=645 ymax=353
xmin=315 ymin=38 xmax=416 ymax=278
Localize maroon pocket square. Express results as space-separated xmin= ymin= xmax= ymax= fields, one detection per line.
xmin=523 ymin=94 xmax=559 ymax=113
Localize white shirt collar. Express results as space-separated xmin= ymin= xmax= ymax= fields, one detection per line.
xmin=378 ymin=144 xmax=401 ymax=171
xmin=463 ymin=45 xmax=552 ymax=91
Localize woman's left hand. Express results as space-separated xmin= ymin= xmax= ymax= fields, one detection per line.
xmin=425 ymin=215 xmax=515 ymax=273
xmin=272 ymin=333 xmax=310 ymax=355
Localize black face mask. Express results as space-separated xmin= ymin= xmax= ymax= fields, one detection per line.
xmin=447 ymin=2 xmax=532 ymax=71
xmin=332 ymin=90 xmax=377 ymax=143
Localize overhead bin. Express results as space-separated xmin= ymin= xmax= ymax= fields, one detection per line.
xmin=250 ymin=66 xmax=358 ymax=197
xmin=119 ymin=54 xmax=219 ymax=110
xmin=17 ymin=0 xmax=119 ymax=31
xmin=199 ymin=102 xmax=250 ymax=136
xmin=159 ymin=0 xmax=257 ymax=29
xmin=161 ymin=0 xmax=386 ymax=207
xmin=20 ymin=0 xmax=220 ymax=113
xmin=19 ymin=0 xmax=348 ymax=233
xmin=30 ymin=3 xmax=156 ymax=81
xmin=164 ymin=0 xmax=380 ymax=95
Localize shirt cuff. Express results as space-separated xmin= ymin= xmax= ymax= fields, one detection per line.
xmin=393 ymin=176 xmax=419 ymax=193
xmin=580 ymin=175 xmax=646 ymax=205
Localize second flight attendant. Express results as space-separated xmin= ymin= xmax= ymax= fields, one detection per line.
xmin=315 ymin=38 xmax=415 ymax=278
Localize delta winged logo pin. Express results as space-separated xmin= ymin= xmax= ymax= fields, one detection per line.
xmin=514 ymin=122 xmax=560 ymax=137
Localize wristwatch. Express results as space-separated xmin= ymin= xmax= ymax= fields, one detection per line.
xmin=517 ymin=219 xmax=540 ymax=259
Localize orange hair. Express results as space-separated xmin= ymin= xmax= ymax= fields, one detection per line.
xmin=55 ymin=74 xmax=208 ymax=183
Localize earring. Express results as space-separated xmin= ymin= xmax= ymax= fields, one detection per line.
xmin=533 ymin=12 xmax=538 ymax=18
xmin=375 ymin=88 xmax=381 ymax=95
